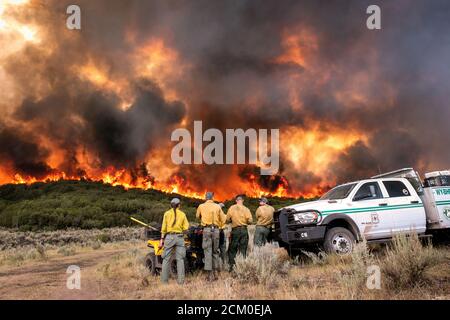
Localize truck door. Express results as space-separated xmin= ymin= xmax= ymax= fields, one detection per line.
xmin=379 ymin=180 xmax=426 ymax=235
xmin=350 ymin=181 xmax=391 ymax=239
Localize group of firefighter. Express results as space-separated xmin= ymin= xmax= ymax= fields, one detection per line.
xmin=159 ymin=192 xmax=274 ymax=284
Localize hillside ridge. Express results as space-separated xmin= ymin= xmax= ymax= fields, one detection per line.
xmin=0 ymin=180 xmax=308 ymax=231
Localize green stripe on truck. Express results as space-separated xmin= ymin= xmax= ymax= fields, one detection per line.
xmin=321 ymin=203 xmax=424 ymax=216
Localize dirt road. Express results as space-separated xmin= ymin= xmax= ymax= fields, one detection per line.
xmin=0 ymin=248 xmax=127 ymax=300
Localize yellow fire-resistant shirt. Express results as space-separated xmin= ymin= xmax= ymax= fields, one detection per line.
xmin=196 ymin=200 xmax=226 ymax=227
xmin=255 ymin=205 xmax=275 ymax=226
xmin=226 ymin=204 xmax=253 ymax=228
xmin=161 ymin=208 xmax=189 ymax=236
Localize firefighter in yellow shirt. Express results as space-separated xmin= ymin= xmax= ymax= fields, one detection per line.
xmin=160 ymin=198 xmax=189 ymax=285
xmin=226 ymin=195 xmax=253 ymax=270
xmin=196 ymin=192 xmax=225 ymax=280
xmin=254 ymin=197 xmax=274 ymax=246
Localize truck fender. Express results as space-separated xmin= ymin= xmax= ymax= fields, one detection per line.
xmin=321 ymin=214 xmax=362 ymax=241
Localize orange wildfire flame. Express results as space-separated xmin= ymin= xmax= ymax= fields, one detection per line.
xmin=0 ymin=124 xmax=364 ymax=201
xmin=7 ymin=168 xmax=317 ymax=201
xmin=0 ymin=1 xmax=372 ymax=201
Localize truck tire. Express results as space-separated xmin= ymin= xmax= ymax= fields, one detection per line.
xmin=144 ymin=253 xmax=158 ymax=275
xmin=324 ymin=227 xmax=355 ymax=255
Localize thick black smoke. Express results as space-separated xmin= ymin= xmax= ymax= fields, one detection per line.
xmin=0 ymin=127 xmax=54 ymax=178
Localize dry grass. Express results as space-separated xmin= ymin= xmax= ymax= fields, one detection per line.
xmin=0 ymin=227 xmax=143 ymax=250
xmin=0 ymin=228 xmax=449 ymax=300
xmin=0 ymin=227 xmax=143 ymax=267
xmin=91 ymin=239 xmax=449 ymax=300
xmin=56 ymin=245 xmax=77 ymax=256
xmin=336 ymin=239 xmax=376 ymax=299
xmin=0 ymin=239 xmax=140 ymax=267
xmin=301 ymin=250 xmax=330 ymax=266
xmin=0 ymin=244 xmax=48 ymax=266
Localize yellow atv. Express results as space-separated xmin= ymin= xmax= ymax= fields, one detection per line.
xmin=130 ymin=217 xmax=204 ymax=276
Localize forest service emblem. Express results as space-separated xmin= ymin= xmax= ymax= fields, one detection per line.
xmin=443 ymin=208 xmax=450 ymax=220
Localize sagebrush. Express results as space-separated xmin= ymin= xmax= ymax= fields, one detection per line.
xmin=0 ymin=227 xmax=143 ymax=250
xmin=233 ymin=243 xmax=291 ymax=285
xmin=381 ymin=233 xmax=442 ymax=289
xmin=337 ymin=239 xmax=375 ymax=298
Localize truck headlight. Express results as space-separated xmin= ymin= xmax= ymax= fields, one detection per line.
xmin=292 ymin=211 xmax=321 ymax=224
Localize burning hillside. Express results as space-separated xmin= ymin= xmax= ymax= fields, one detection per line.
xmin=0 ymin=1 xmax=449 ymax=200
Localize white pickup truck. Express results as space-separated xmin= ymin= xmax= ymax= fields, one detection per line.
xmin=273 ymin=168 xmax=450 ymax=254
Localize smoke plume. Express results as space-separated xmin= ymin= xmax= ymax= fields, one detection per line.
xmin=0 ymin=0 xmax=449 ymax=199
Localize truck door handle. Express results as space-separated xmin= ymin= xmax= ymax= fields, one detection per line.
xmin=411 ymin=200 xmax=419 ymax=204
xmin=378 ymin=203 xmax=388 ymax=207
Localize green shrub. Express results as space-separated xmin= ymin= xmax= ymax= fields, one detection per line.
xmin=0 ymin=181 xmax=205 ymax=230
xmin=0 ymin=180 xmax=308 ymax=231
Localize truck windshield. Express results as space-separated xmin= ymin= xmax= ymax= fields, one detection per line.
xmin=424 ymin=175 xmax=450 ymax=187
xmin=320 ymin=183 xmax=357 ymax=200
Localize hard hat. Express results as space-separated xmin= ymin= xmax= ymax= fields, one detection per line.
xmin=259 ymin=197 xmax=268 ymax=204
xmin=219 ymin=203 xmax=225 ymax=208
xmin=205 ymin=192 xmax=214 ymax=200
xmin=170 ymin=198 xmax=181 ymax=206
xmin=235 ymin=195 xmax=244 ymax=201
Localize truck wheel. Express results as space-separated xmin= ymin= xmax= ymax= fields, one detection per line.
xmin=324 ymin=227 xmax=355 ymax=255
xmin=144 ymin=253 xmax=158 ymax=275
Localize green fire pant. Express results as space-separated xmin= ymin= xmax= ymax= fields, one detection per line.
xmin=228 ymin=227 xmax=249 ymax=269
xmin=254 ymin=225 xmax=271 ymax=247
xmin=202 ymin=227 xmax=220 ymax=271
xmin=161 ymin=233 xmax=186 ymax=284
